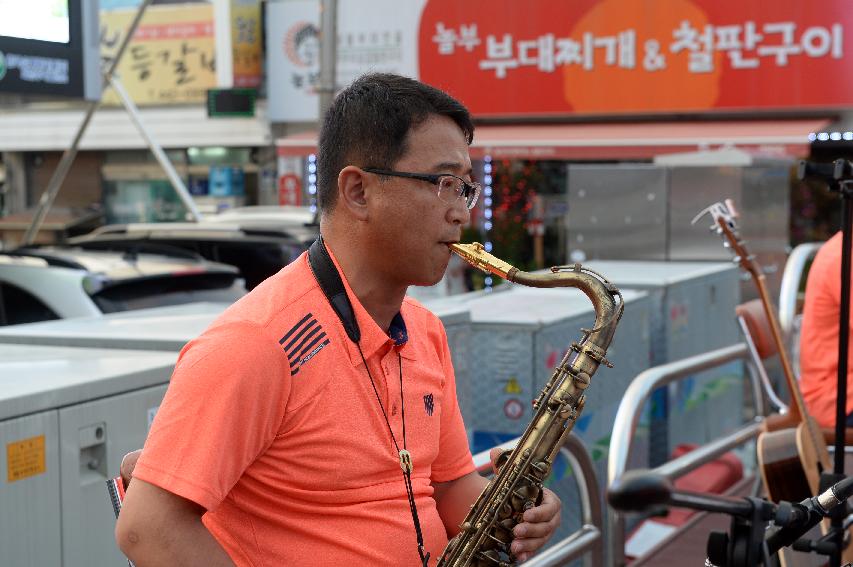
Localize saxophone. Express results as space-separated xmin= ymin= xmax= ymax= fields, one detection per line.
xmin=438 ymin=243 xmax=624 ymax=567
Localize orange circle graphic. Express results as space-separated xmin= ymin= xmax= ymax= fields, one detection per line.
xmin=563 ymin=0 xmax=722 ymax=113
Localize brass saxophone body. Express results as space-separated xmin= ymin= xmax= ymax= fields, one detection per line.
xmin=438 ymin=243 xmax=624 ymax=567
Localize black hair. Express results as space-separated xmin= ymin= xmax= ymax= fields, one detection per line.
xmin=316 ymin=73 xmax=474 ymax=213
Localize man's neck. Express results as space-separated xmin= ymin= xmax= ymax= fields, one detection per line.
xmin=321 ymin=231 xmax=406 ymax=334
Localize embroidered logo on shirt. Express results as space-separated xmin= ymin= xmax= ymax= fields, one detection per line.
xmin=279 ymin=313 xmax=330 ymax=376
xmin=423 ymin=393 xmax=434 ymax=416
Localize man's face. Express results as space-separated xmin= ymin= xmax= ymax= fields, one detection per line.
xmin=364 ymin=114 xmax=473 ymax=288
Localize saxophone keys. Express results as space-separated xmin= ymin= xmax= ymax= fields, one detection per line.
xmin=573 ymin=371 xmax=591 ymax=389
xmin=495 ymin=518 xmax=515 ymax=541
xmin=531 ymin=461 xmax=550 ymax=478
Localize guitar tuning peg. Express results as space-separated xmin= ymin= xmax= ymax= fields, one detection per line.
xmin=722 ymin=241 xmax=730 ymax=248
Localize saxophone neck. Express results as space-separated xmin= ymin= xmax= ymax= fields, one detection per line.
xmin=449 ymin=242 xmax=623 ymax=341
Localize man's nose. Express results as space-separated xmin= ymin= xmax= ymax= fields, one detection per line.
xmin=447 ymin=196 xmax=471 ymax=225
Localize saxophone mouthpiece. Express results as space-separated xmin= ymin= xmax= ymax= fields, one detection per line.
xmin=449 ymin=242 xmax=514 ymax=280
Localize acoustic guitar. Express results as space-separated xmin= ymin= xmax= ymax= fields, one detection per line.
xmin=694 ymin=200 xmax=831 ymax=505
xmin=696 ymin=200 xmax=842 ymax=566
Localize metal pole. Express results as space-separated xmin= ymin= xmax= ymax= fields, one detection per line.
xmin=109 ymin=76 xmax=202 ymax=220
xmin=318 ymin=0 xmax=338 ymax=120
xmin=312 ymin=0 xmax=337 ymax=221
xmin=22 ymin=0 xmax=154 ymax=245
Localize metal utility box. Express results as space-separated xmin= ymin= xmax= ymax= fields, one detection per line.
xmin=0 ymin=302 xmax=231 ymax=351
xmin=667 ymin=164 xmax=790 ymax=290
xmin=0 ymin=344 xmax=177 ymax=567
xmin=567 ymin=161 xmax=790 ymax=299
xmin=427 ymin=287 xmax=652 ymax=457
xmin=1 ymin=409 xmax=61 ymax=567
xmin=567 ymin=164 xmax=669 ymax=261
xmin=584 ymin=260 xmax=743 ymax=464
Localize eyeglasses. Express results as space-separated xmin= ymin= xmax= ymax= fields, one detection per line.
xmin=363 ymin=168 xmax=481 ymax=210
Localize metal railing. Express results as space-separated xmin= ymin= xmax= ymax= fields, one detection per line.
xmin=472 ymin=432 xmax=604 ymax=567
xmin=606 ymin=343 xmax=766 ymax=567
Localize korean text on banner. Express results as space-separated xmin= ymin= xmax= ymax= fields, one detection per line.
xmin=231 ymin=0 xmax=262 ymax=88
xmin=417 ymin=0 xmax=852 ymax=117
xmin=100 ymin=4 xmax=217 ymax=105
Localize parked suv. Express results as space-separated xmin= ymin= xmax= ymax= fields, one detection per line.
xmin=0 ymin=247 xmax=245 ymax=326
xmin=68 ymin=210 xmax=318 ymax=290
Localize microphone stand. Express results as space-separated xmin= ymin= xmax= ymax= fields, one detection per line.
xmin=607 ymin=470 xmax=853 ymax=567
xmin=798 ymin=159 xmax=853 ymax=567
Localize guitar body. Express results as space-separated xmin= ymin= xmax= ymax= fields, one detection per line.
xmin=758 ymin=424 xmax=839 ymax=567
xmin=757 ymin=424 xmax=822 ymax=503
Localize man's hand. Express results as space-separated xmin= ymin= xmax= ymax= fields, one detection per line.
xmin=121 ymin=449 xmax=142 ymax=487
xmin=488 ymin=448 xmax=562 ymax=563
xmin=509 ymin=488 xmax=561 ymax=562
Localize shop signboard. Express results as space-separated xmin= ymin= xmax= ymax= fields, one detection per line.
xmin=276 ymin=155 xmax=303 ymax=206
xmin=417 ymin=0 xmax=853 ymax=117
xmin=268 ymin=0 xmax=853 ymax=120
xmin=266 ymin=0 xmax=420 ymax=121
xmin=0 ymin=0 xmax=101 ymax=100
xmin=231 ymin=0 xmax=262 ymax=88
xmin=100 ymin=3 xmax=217 ymax=105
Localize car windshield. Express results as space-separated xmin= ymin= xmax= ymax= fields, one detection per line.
xmin=91 ymin=272 xmax=244 ymax=314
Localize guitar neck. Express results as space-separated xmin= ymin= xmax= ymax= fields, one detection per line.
xmin=751 ymin=270 xmax=808 ymax=422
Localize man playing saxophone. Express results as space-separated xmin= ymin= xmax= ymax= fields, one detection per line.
xmin=115 ymin=73 xmax=561 ymax=566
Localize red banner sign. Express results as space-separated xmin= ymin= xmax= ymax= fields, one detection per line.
xmin=418 ymin=0 xmax=852 ymax=117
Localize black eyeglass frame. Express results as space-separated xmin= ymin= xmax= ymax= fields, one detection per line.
xmin=362 ymin=167 xmax=481 ymax=210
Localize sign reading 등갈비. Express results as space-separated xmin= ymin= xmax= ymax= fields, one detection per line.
xmin=100 ymin=3 xmax=217 ymax=105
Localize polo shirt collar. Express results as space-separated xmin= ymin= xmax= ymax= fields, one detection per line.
xmin=320 ymin=244 xmax=416 ymax=365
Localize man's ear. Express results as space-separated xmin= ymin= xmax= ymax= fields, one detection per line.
xmin=337 ymin=166 xmax=370 ymax=221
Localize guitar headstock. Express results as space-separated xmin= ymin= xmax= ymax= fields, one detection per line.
xmin=691 ymin=199 xmax=758 ymax=277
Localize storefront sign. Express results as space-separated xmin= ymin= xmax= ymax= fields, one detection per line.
xmin=417 ymin=0 xmax=853 ymax=117
xmin=0 ymin=0 xmax=100 ymax=100
xmin=266 ymin=0 xmax=421 ymax=122
xmin=100 ymin=4 xmax=217 ymax=105
xmin=266 ymin=0 xmax=318 ymax=121
xmin=277 ymin=155 xmax=303 ymax=205
xmin=231 ymin=0 xmax=262 ymax=88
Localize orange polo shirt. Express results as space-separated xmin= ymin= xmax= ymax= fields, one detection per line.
xmin=133 ymin=246 xmax=475 ymax=566
xmin=800 ymin=231 xmax=853 ymax=428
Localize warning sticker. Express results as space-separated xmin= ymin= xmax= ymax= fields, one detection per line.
xmin=504 ymin=398 xmax=525 ymax=420
xmin=504 ymin=377 xmax=522 ymax=395
xmin=7 ymin=435 xmax=46 ymax=483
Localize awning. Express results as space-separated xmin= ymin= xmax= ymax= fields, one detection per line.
xmin=0 ymin=103 xmax=273 ymax=152
xmin=276 ymin=118 xmax=830 ymax=160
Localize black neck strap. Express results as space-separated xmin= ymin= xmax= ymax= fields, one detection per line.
xmin=308 ymin=236 xmax=361 ymax=343
xmin=307 ymin=236 xmax=429 ymax=566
